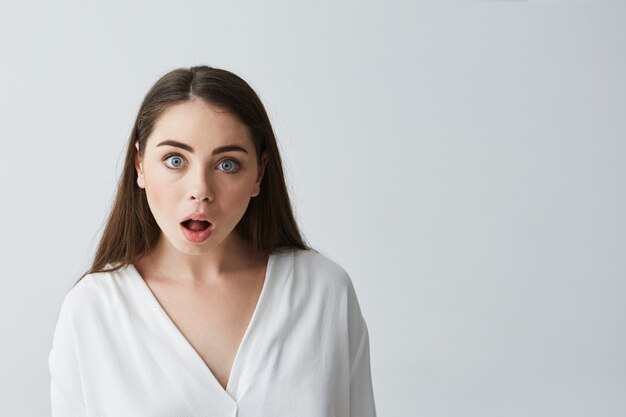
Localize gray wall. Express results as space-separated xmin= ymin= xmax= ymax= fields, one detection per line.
xmin=1 ymin=1 xmax=624 ymax=416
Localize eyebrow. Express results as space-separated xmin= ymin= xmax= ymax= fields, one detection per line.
xmin=156 ymin=139 xmax=249 ymax=156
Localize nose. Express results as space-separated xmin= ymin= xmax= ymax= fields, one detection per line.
xmin=191 ymin=193 xmax=211 ymax=202
xmin=188 ymin=167 xmax=214 ymax=202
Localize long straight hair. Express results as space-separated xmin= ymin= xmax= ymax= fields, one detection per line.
xmin=74 ymin=66 xmax=315 ymax=287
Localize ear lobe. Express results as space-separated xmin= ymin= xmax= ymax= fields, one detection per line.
xmin=134 ymin=141 xmax=145 ymax=188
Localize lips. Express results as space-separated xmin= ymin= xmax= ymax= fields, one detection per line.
xmin=180 ymin=221 xmax=214 ymax=242
xmin=180 ymin=212 xmax=213 ymax=224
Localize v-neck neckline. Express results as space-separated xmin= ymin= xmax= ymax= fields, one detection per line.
xmin=127 ymin=251 xmax=277 ymax=402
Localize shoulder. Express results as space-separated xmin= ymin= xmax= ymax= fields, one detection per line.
xmin=289 ymin=249 xmax=369 ymax=341
xmin=56 ymin=263 xmax=133 ymax=322
xmin=293 ymin=248 xmax=350 ymax=278
xmin=293 ymin=248 xmax=366 ymax=312
xmin=290 ymin=248 xmax=354 ymax=295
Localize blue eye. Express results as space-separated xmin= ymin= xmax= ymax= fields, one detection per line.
xmin=163 ymin=154 xmax=240 ymax=174
xmin=164 ymin=155 xmax=184 ymax=169
xmin=219 ymin=159 xmax=240 ymax=173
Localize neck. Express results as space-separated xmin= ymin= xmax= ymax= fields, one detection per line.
xmin=144 ymin=231 xmax=265 ymax=286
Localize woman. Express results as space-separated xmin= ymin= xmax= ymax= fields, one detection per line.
xmin=48 ymin=65 xmax=377 ymax=417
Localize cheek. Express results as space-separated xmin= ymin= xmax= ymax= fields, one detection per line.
xmin=143 ymin=171 xmax=181 ymax=218
xmin=215 ymin=178 xmax=257 ymax=214
xmin=218 ymin=183 xmax=253 ymax=209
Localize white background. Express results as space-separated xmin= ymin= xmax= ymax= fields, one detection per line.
xmin=1 ymin=1 xmax=624 ymax=416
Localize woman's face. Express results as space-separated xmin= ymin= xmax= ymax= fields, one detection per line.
xmin=134 ymin=99 xmax=267 ymax=255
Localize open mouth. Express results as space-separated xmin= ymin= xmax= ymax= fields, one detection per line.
xmin=180 ymin=219 xmax=211 ymax=231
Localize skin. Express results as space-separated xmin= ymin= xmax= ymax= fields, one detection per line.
xmin=132 ymin=98 xmax=271 ymax=390
xmin=134 ymin=97 xmax=269 ymax=286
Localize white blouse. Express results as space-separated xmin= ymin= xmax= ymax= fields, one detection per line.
xmin=48 ymin=248 xmax=377 ymax=417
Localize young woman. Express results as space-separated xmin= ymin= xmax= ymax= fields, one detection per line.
xmin=48 ymin=65 xmax=377 ymax=417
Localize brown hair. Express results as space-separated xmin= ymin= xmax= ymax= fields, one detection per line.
xmin=74 ymin=65 xmax=315 ymax=287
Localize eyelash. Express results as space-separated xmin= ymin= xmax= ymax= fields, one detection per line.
xmin=162 ymin=153 xmax=241 ymax=174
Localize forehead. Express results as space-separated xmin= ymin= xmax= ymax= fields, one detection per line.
xmin=148 ymin=99 xmax=253 ymax=150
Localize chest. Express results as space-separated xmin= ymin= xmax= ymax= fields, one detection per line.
xmin=142 ymin=273 xmax=266 ymax=391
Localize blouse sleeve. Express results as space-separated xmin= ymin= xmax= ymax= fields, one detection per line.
xmin=48 ymin=290 xmax=88 ymax=417
xmin=345 ymin=275 xmax=377 ymax=417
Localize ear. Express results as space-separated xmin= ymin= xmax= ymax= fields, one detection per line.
xmin=251 ymin=151 xmax=268 ymax=198
xmin=134 ymin=141 xmax=145 ymax=189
